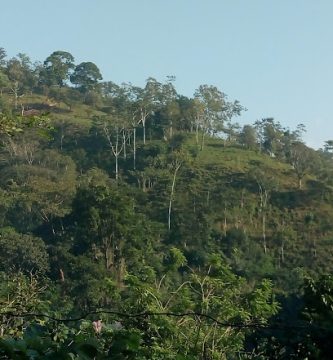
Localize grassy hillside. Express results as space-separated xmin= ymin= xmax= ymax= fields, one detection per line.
xmin=2 ymin=49 xmax=333 ymax=359
xmin=3 ymin=93 xmax=332 ymax=291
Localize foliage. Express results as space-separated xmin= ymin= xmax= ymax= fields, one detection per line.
xmin=0 ymin=228 xmax=49 ymax=273
xmin=70 ymin=62 xmax=102 ymax=92
xmin=40 ymin=51 xmax=75 ymax=87
xmin=0 ymin=46 xmax=332 ymax=358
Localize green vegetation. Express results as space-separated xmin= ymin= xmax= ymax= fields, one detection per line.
xmin=0 ymin=47 xmax=333 ymax=358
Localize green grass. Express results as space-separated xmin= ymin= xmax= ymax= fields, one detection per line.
xmin=184 ymin=135 xmax=296 ymax=189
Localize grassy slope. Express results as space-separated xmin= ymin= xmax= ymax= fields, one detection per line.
xmin=13 ymin=93 xmax=333 ymax=278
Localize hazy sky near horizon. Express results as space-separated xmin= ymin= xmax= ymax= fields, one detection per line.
xmin=2 ymin=0 xmax=333 ymax=148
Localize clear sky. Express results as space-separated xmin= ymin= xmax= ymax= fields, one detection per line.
xmin=2 ymin=0 xmax=333 ymax=148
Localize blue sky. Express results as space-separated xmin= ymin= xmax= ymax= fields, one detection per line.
xmin=2 ymin=0 xmax=333 ymax=148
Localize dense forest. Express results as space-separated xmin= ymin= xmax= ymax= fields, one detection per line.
xmin=0 ymin=48 xmax=333 ymax=359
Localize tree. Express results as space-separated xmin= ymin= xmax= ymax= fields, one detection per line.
xmin=250 ymin=169 xmax=278 ymax=254
xmin=194 ymin=84 xmax=244 ymax=150
xmin=0 ymin=48 xmax=9 ymax=95
xmin=6 ymin=57 xmax=26 ymax=108
xmin=0 ymin=47 xmax=7 ymax=70
xmin=70 ymin=61 xmax=102 ymax=92
xmin=254 ymin=118 xmax=284 ymax=156
xmin=0 ymin=149 xmax=77 ymax=232
xmin=287 ymin=142 xmax=315 ymax=189
xmin=280 ymin=123 xmax=306 ymax=162
xmin=41 ymin=50 xmax=75 ymax=86
xmin=158 ymin=76 xmax=179 ymax=139
xmin=95 ymin=115 xmax=124 ymax=180
xmin=168 ymin=154 xmax=182 ymax=231
xmin=0 ymin=228 xmax=49 ymax=273
xmin=223 ymin=121 xmax=240 ymax=145
xmin=65 ymin=178 xmax=157 ymax=292
xmin=176 ymin=96 xmax=197 ymax=132
xmin=273 ymin=226 xmax=297 ymax=265
xmin=101 ymin=82 xmax=137 ymax=162
xmin=0 ymin=71 xmax=9 ymax=96
xmin=130 ymin=78 xmax=163 ymax=145
xmin=239 ymin=124 xmax=257 ymax=149
xmin=324 ymin=140 xmax=333 ymax=154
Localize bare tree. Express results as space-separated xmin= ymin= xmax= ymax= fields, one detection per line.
xmin=101 ymin=119 xmax=124 ymax=180
xmin=251 ymin=170 xmax=277 ymax=254
xmin=168 ymin=156 xmax=182 ymax=231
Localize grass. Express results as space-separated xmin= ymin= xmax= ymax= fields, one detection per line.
xmin=184 ymin=135 xmax=296 ymax=189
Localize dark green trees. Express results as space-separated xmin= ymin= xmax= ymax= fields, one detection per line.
xmin=40 ymin=51 xmax=75 ymax=87
xmin=239 ymin=124 xmax=257 ymax=149
xmin=70 ymin=62 xmax=102 ymax=92
xmin=0 ymin=228 xmax=49 ymax=273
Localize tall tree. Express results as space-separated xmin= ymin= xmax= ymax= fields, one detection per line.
xmin=254 ymin=118 xmax=284 ymax=156
xmin=101 ymin=81 xmax=141 ymax=169
xmin=168 ymin=154 xmax=182 ymax=231
xmin=70 ymin=61 xmax=102 ymax=92
xmin=94 ymin=115 xmax=125 ymax=180
xmin=239 ymin=124 xmax=258 ymax=149
xmin=250 ymin=169 xmax=277 ymax=254
xmin=0 ymin=47 xmax=8 ymax=95
xmin=194 ymin=85 xmax=244 ymax=150
xmin=0 ymin=71 xmax=9 ymax=96
xmin=287 ymin=142 xmax=316 ymax=189
xmin=132 ymin=78 xmax=162 ymax=144
xmin=159 ymin=76 xmax=179 ymax=139
xmin=41 ymin=50 xmax=75 ymax=86
xmin=6 ymin=57 xmax=27 ymax=108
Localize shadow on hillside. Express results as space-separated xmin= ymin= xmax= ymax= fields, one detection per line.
xmin=271 ymin=190 xmax=312 ymax=209
xmin=207 ymin=143 xmax=225 ymax=149
xmin=207 ymin=143 xmax=247 ymax=150
xmin=271 ymin=180 xmax=332 ymax=209
xmin=26 ymin=103 xmax=71 ymax=114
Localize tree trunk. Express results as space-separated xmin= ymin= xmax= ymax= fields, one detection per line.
xmin=223 ymin=206 xmax=227 ymax=236
xmin=114 ymin=129 xmax=120 ymax=180
xmin=195 ymin=123 xmax=199 ymax=145
xmin=168 ymin=163 xmax=181 ymax=231
xmin=169 ymin=119 xmax=173 ymax=139
xmin=115 ymin=153 xmax=119 ymax=180
xmin=133 ymin=127 xmax=136 ymax=170
xmin=104 ymin=124 xmax=123 ymax=181
xmin=262 ymin=213 xmax=267 ymax=254
xmin=200 ymin=131 xmax=205 ymax=151
xmin=241 ymin=189 xmax=245 ymax=208
xmin=143 ymin=121 xmax=146 ymax=144
xmin=298 ymin=177 xmax=302 ymax=189
xmin=122 ymin=130 xmax=127 ymax=159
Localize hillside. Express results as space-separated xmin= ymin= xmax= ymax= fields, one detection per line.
xmin=1 ymin=50 xmax=333 ymax=358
